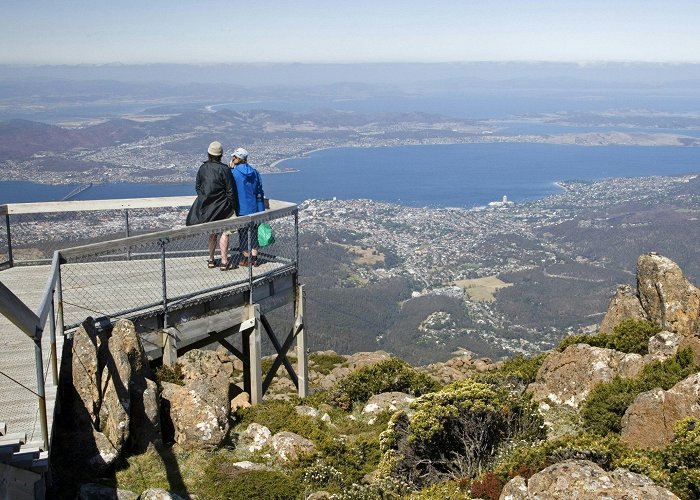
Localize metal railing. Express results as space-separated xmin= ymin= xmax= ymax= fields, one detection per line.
xmin=0 ymin=196 xmax=298 ymax=451
xmin=0 ymin=195 xmax=198 ymax=269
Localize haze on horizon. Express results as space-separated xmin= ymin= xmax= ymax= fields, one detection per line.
xmin=1 ymin=0 xmax=699 ymax=66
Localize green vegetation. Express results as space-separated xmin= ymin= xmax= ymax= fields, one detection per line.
xmin=107 ymin=324 xmax=700 ymax=499
xmin=154 ymin=363 xmax=184 ymax=386
xmin=474 ymin=353 xmax=547 ymax=387
xmin=199 ymin=460 xmax=306 ymax=500
xmin=380 ymin=379 xmax=544 ymax=487
xmin=309 ymin=351 xmax=347 ymax=374
xmin=327 ymin=357 xmax=440 ymax=410
xmin=558 ymin=319 xmax=661 ymax=355
xmin=581 ymin=348 xmax=697 ymax=435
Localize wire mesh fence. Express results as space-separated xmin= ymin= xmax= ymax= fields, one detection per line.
xmin=0 ymin=215 xmax=9 ymax=266
xmin=0 ymin=331 xmax=41 ymax=442
xmin=59 ymin=206 xmax=298 ymax=330
xmin=3 ymin=205 xmax=191 ymax=267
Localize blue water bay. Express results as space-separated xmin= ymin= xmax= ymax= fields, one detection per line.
xmin=0 ymin=143 xmax=697 ymax=207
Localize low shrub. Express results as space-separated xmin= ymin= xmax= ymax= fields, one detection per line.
xmin=379 ymin=379 xmax=544 ymax=487
xmin=581 ymin=348 xmax=697 ymax=435
xmin=469 ymin=471 xmax=504 ymax=500
xmin=318 ymin=434 xmax=383 ymax=485
xmin=154 ymin=363 xmax=184 ymax=386
xmin=473 ymin=353 xmax=547 ymax=388
xmin=235 ymin=399 xmax=321 ymax=440
xmin=408 ymin=480 xmax=470 ymax=499
xmin=489 ymin=433 xmax=630 ymax=496
xmin=658 ymin=417 xmax=700 ymax=498
xmin=309 ymin=351 xmax=347 ymax=374
xmin=328 ymin=357 xmax=440 ymax=410
xmin=198 ymin=460 xmax=305 ymax=499
xmin=557 ymin=319 xmax=661 ymax=355
xmin=340 ymin=476 xmax=413 ymax=499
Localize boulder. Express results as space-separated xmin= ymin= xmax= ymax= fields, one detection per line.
xmin=138 ymin=489 xmax=186 ymax=500
xmin=239 ymin=423 xmax=272 ymax=453
xmin=160 ymin=349 xmax=233 ymax=447
xmin=77 ymin=483 xmax=138 ymax=500
xmin=499 ymin=475 xmax=528 ymax=499
xmin=528 ymin=344 xmax=644 ymax=408
xmin=68 ymin=318 xmax=161 ymax=471
xmin=599 ymin=284 xmax=647 ymax=333
xmin=98 ymin=356 xmax=131 ymax=451
xmin=231 ymin=392 xmax=251 ymax=413
xmin=345 ymin=351 xmax=392 ymax=371
xmin=230 ymin=461 xmax=268 ymax=471
xmin=129 ymin=377 xmax=161 ymax=452
xmin=362 ymin=392 xmax=415 ymax=415
xmin=499 ymin=459 xmax=679 ymax=499
xmin=295 ymin=405 xmax=319 ymax=418
xmin=270 ymin=431 xmax=316 ymax=463
xmin=637 ymin=253 xmax=700 ymax=337
xmin=87 ymin=431 xmax=120 ymax=472
xmin=621 ymin=373 xmax=700 ymax=449
xmin=647 ymin=330 xmax=683 ymax=358
xmin=71 ymin=319 xmax=109 ymax=428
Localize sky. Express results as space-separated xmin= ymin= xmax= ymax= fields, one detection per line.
xmin=1 ymin=0 xmax=699 ymax=65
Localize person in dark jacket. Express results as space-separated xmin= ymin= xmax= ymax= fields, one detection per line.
xmin=186 ymin=141 xmax=238 ymax=269
xmin=227 ymin=147 xmax=265 ymax=266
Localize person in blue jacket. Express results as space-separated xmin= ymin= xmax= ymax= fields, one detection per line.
xmin=227 ymin=147 xmax=265 ymax=267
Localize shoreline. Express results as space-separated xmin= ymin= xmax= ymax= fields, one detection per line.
xmin=268 ymin=146 xmax=338 ymax=170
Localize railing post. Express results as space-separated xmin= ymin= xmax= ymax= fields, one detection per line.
xmin=247 ymin=221 xmax=254 ymax=304
xmin=295 ymin=209 xmax=299 ymax=269
xmin=48 ymin=294 xmax=58 ymax=385
xmin=159 ymin=238 xmax=169 ymax=328
xmin=34 ymin=333 xmax=49 ymax=450
xmin=295 ymin=284 xmax=307 ymax=398
xmin=244 ymin=303 xmax=262 ymax=404
xmin=6 ymin=214 xmax=13 ymax=268
xmin=55 ymin=264 xmax=65 ymax=340
xmin=125 ymin=209 xmax=131 ymax=260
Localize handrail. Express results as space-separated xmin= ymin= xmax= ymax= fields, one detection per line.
xmin=58 ymin=200 xmax=296 ymax=260
xmin=36 ymin=253 xmax=61 ymax=330
xmin=0 ymin=281 xmax=40 ymax=339
xmin=0 ymin=195 xmax=196 ymax=215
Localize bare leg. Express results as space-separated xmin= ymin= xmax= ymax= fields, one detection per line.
xmin=208 ymin=233 xmax=218 ymax=261
xmin=219 ymin=232 xmax=229 ymax=265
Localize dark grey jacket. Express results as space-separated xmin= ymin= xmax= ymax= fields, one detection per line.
xmin=186 ymin=160 xmax=237 ymax=225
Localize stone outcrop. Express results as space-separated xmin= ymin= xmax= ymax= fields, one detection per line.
xmin=419 ymin=353 xmax=500 ymax=384
xmin=648 ymin=330 xmax=684 ymax=358
xmin=599 ymin=284 xmax=647 ymax=332
xmin=68 ymin=318 xmax=160 ymax=472
xmin=500 ymin=459 xmax=679 ymax=499
xmin=138 ymin=489 xmax=186 ymax=500
xmin=362 ymin=392 xmax=415 ymax=415
xmin=160 ymin=349 xmax=233 ymax=447
xmin=78 ymin=483 xmax=138 ymax=500
xmin=600 ymin=253 xmax=700 ymax=339
xmin=637 ymin=253 xmax=700 ymax=337
xmin=621 ymin=373 xmax=700 ymax=448
xmin=345 ymin=350 xmax=392 ymax=371
xmin=270 ymin=431 xmax=316 ymax=463
xmin=528 ymin=344 xmax=644 ymax=408
xmin=239 ymin=423 xmax=272 ymax=453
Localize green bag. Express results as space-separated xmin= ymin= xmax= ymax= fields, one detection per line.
xmin=257 ymin=223 xmax=275 ymax=247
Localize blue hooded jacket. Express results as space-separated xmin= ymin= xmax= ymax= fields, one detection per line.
xmin=231 ymin=162 xmax=265 ymax=215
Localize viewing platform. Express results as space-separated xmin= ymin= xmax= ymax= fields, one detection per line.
xmin=0 ymin=196 xmax=305 ymax=497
